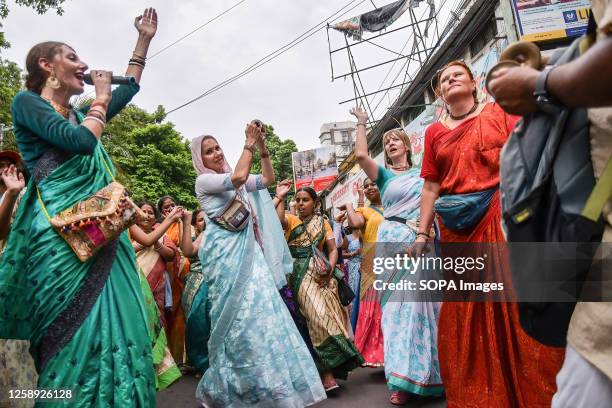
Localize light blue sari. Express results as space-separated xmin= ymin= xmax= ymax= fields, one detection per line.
xmin=375 ymin=166 xmax=443 ymax=396
xmin=193 ymin=172 xmax=325 ymax=407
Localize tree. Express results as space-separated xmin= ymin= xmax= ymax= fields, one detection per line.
xmin=0 ymin=58 xmax=22 ymax=151
xmin=102 ymin=104 xmax=198 ymax=209
xmin=1 ymin=0 xmax=67 ymax=50
xmin=250 ymin=124 xmax=298 ymax=191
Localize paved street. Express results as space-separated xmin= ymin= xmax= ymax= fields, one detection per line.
xmin=157 ymin=368 xmax=447 ymax=408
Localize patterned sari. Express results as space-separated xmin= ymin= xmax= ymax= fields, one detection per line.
xmin=375 ymin=166 xmax=443 ymax=396
xmin=165 ymin=222 xmax=190 ymax=364
xmin=286 ymin=214 xmax=364 ymax=378
xmin=421 ymin=103 xmax=564 ymax=407
xmin=194 ymin=172 xmax=325 ymax=407
xmin=133 ymin=232 xmax=179 ymax=328
xmin=137 ymin=268 xmax=181 ymax=390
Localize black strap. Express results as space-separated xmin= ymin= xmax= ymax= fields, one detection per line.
xmin=385 ymin=215 xmax=407 ymax=224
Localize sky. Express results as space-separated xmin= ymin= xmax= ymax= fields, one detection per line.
xmin=2 ymin=0 xmax=460 ymax=163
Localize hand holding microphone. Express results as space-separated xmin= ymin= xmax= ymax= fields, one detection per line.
xmin=84 ymin=72 xmax=134 ymax=86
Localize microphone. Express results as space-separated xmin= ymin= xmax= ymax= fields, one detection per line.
xmin=83 ymin=73 xmax=133 ymax=85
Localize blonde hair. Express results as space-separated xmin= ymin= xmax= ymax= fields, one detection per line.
xmin=382 ymin=128 xmax=413 ymax=168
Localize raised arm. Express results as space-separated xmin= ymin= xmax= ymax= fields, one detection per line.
xmin=274 ymin=179 xmax=292 ymax=230
xmin=350 ymin=106 xmax=379 ymax=181
xmin=0 ymin=166 xmax=25 ymax=241
xmin=257 ymin=124 xmax=275 ymax=187
xmin=126 ymin=8 xmax=158 ymax=84
xmin=231 ymin=122 xmax=263 ymax=188
xmin=339 ymin=202 xmax=365 ymax=230
xmin=130 ymin=206 xmax=183 ymax=246
xmin=179 ymin=210 xmax=203 ymax=258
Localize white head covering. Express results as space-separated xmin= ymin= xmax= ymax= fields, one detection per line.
xmin=190 ymin=134 xmax=232 ymax=175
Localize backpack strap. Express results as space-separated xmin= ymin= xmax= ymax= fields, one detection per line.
xmin=582 ymin=156 xmax=612 ymax=222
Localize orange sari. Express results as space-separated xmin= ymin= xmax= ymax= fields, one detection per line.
xmin=421 ymin=103 xmax=565 ymax=407
xmin=165 ymin=221 xmax=191 ymax=364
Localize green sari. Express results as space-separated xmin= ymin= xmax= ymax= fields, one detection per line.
xmin=287 ymin=215 xmax=363 ymax=379
xmin=1 ymin=88 xmax=155 ymax=406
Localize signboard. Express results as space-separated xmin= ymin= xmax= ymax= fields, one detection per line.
xmin=328 ymin=168 xmax=367 ymax=209
xmin=512 ymin=0 xmax=590 ymax=42
xmin=292 ymin=146 xmax=338 ymax=192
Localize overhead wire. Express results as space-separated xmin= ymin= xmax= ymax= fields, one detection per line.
xmin=148 ymin=0 xmax=249 ymax=60
xmin=77 ymin=0 xmax=250 ymax=101
xmin=166 ymin=0 xmax=369 ymax=115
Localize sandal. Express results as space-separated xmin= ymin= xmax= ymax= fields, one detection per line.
xmin=389 ymin=391 xmax=410 ymax=406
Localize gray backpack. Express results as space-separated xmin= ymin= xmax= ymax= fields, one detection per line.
xmin=499 ymin=35 xmax=610 ymax=347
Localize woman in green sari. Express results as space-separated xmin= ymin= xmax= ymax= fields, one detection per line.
xmin=276 ymin=185 xmax=363 ymax=392
xmin=0 ymin=9 xmax=163 ymax=406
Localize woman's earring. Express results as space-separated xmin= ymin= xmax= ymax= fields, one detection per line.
xmin=46 ymin=70 xmax=61 ymax=90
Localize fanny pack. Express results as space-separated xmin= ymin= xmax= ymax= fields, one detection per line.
xmin=434 ymin=188 xmax=497 ymax=231
xmin=212 ymin=192 xmax=250 ymax=232
xmin=36 ymin=159 xmax=145 ymax=262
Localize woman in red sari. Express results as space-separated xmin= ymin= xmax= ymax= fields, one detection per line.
xmin=416 ymin=60 xmax=564 ymax=407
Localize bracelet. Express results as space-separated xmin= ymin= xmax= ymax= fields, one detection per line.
xmin=244 ymin=144 xmax=256 ymax=154
xmin=88 ymin=107 xmax=107 ymax=118
xmin=84 ymin=115 xmax=106 ymax=128
xmin=357 ymin=122 xmax=367 ymax=128
xmin=132 ymin=51 xmax=147 ymax=60
xmin=260 ymin=150 xmax=270 ymax=159
xmin=86 ymin=110 xmax=106 ymax=124
xmin=129 ymin=58 xmax=146 ymax=65
xmin=154 ymin=241 xmax=162 ymax=250
xmin=128 ymin=60 xmax=146 ymax=69
xmin=274 ymin=194 xmax=284 ymax=201
xmin=416 ymin=232 xmax=430 ymax=239
xmin=91 ymin=101 xmax=108 ymax=111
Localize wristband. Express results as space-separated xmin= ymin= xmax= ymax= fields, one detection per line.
xmin=260 ymin=150 xmax=270 ymax=158
xmin=244 ymin=144 xmax=256 ymax=154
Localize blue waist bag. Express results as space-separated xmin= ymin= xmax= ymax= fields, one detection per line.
xmin=434 ymin=188 xmax=497 ymax=231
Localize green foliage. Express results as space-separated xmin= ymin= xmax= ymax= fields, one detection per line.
xmin=0 ymin=58 xmax=22 ymax=150
xmin=251 ymin=124 xmax=298 ymax=192
xmin=102 ymin=104 xmax=198 ymax=209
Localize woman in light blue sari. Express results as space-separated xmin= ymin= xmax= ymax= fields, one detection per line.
xmin=351 ymin=107 xmax=443 ymax=405
xmin=188 ymin=128 xmax=326 ymax=407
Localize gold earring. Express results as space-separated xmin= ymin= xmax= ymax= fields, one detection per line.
xmin=46 ymin=70 xmax=61 ymax=90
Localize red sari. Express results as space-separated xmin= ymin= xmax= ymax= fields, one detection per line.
xmin=421 ymin=103 xmax=565 ymax=407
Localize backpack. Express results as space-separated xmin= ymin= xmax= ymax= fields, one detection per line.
xmin=499 ymin=34 xmax=611 ymax=347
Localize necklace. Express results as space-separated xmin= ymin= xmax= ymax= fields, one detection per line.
xmin=391 ymin=164 xmax=410 ymax=171
xmin=42 ymin=97 xmax=71 ymax=119
xmin=449 ymin=102 xmax=478 ymax=121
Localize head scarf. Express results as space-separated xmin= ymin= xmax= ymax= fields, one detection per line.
xmin=190 ymin=135 xmax=232 ymax=175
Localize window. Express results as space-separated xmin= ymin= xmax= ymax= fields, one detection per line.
xmin=341 ymin=130 xmax=350 ymax=144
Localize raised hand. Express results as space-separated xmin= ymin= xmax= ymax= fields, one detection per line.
xmin=357 ymin=185 xmax=365 ymax=200
xmin=134 ymin=7 xmax=158 ymax=40
xmin=167 ymin=206 xmax=184 ymax=222
xmin=1 ymin=165 xmax=25 ymax=195
xmin=275 ymin=179 xmax=293 ymax=198
xmin=245 ymin=122 xmax=262 ymax=147
xmin=350 ymin=106 xmax=369 ymax=124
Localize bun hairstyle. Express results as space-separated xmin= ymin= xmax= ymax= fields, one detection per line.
xmin=25 ymin=41 xmax=71 ymax=94
xmin=382 ymin=128 xmax=413 ymax=168
xmin=434 ymin=59 xmax=478 ymax=103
